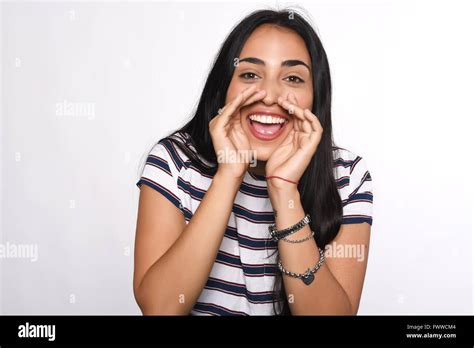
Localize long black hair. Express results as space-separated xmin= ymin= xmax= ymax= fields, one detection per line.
xmin=161 ymin=8 xmax=343 ymax=315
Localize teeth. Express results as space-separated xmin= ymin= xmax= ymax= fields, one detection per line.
xmin=249 ymin=114 xmax=286 ymax=124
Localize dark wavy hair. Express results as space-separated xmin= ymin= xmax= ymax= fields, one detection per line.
xmin=161 ymin=8 xmax=343 ymax=315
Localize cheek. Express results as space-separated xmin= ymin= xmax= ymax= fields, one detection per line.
xmin=225 ymin=78 xmax=242 ymax=104
xmin=296 ymin=90 xmax=313 ymax=110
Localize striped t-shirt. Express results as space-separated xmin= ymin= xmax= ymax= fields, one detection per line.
xmin=136 ymin=132 xmax=373 ymax=315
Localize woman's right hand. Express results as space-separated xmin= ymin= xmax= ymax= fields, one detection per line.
xmin=209 ymin=85 xmax=266 ymax=180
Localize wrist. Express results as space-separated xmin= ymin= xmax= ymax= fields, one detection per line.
xmin=267 ymin=182 xmax=300 ymax=210
xmin=214 ymin=168 xmax=245 ymax=187
xmin=267 ymin=177 xmax=299 ymax=194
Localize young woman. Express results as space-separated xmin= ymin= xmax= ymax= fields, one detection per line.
xmin=133 ymin=8 xmax=373 ymax=316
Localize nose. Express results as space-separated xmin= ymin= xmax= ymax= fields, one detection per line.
xmin=259 ymin=79 xmax=282 ymax=106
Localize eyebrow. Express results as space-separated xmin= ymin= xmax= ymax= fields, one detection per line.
xmin=238 ymin=57 xmax=311 ymax=73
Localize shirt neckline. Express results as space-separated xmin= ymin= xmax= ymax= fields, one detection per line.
xmin=246 ymin=170 xmax=267 ymax=182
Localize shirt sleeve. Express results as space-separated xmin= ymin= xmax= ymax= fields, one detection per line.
xmin=341 ymin=156 xmax=373 ymax=225
xmin=136 ymin=140 xmax=183 ymax=212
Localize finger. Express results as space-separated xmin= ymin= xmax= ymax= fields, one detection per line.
xmin=295 ymin=118 xmax=301 ymax=132
xmin=303 ymin=109 xmax=323 ymax=142
xmin=277 ymin=96 xmax=305 ymax=121
xmin=288 ymin=92 xmax=299 ymax=106
xmin=215 ymin=86 xmax=258 ymax=128
xmin=224 ymin=114 xmax=242 ymax=133
xmin=301 ymin=113 xmax=312 ymax=134
xmin=302 ymin=120 xmax=312 ymax=134
xmin=229 ymin=128 xmax=240 ymax=152
xmin=289 ymin=93 xmax=310 ymax=132
xmin=229 ymin=126 xmax=250 ymax=156
xmin=282 ymin=129 xmax=295 ymax=146
xmin=286 ymin=93 xmax=311 ymax=133
xmin=215 ymin=93 xmax=236 ymax=117
xmin=242 ymin=89 xmax=267 ymax=107
xmin=304 ymin=108 xmax=323 ymax=133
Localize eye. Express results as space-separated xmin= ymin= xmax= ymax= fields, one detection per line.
xmin=239 ymin=72 xmax=260 ymax=80
xmin=284 ymin=75 xmax=305 ymax=84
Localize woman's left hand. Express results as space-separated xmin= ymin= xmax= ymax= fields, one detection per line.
xmin=265 ymin=93 xmax=323 ymax=188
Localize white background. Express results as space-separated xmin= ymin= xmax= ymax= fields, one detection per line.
xmin=1 ymin=0 xmax=473 ymax=314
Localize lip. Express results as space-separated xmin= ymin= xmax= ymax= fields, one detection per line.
xmin=246 ymin=109 xmax=289 ymax=141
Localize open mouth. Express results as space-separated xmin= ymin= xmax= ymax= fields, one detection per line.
xmin=247 ymin=113 xmax=289 ymax=141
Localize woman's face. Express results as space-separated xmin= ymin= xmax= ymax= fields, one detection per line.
xmin=226 ymin=24 xmax=313 ymax=161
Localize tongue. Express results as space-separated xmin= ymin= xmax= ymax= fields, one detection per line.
xmin=252 ymin=121 xmax=281 ymax=135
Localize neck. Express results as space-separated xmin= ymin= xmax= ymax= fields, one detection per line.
xmin=248 ymin=160 xmax=266 ymax=177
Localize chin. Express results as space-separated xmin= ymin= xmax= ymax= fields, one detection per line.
xmin=251 ymin=145 xmax=274 ymax=162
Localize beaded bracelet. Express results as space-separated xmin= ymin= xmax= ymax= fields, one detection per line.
xmin=281 ymin=230 xmax=315 ymax=244
xmin=278 ymin=247 xmax=325 ymax=285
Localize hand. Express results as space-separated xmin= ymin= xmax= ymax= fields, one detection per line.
xmin=265 ymin=93 xmax=323 ymax=189
xmin=209 ymin=85 xmax=266 ymax=180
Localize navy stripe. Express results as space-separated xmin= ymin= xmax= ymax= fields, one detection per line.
xmin=215 ymin=251 xmax=278 ymax=277
xmin=232 ymin=203 xmax=274 ymax=224
xmin=343 ymin=215 xmax=372 ymax=225
xmin=333 ymin=157 xmax=354 ymax=168
xmin=224 ymin=227 xmax=278 ymax=251
xmin=179 ymin=175 xmax=269 ymax=200
xmin=177 ymin=177 xmax=206 ymax=200
xmin=204 ymin=277 xmax=275 ymax=304
xmin=239 ymin=181 xmax=268 ymax=198
xmin=159 ymin=138 xmax=185 ymax=171
xmin=173 ymin=181 xmax=275 ymax=223
xmin=136 ymin=178 xmax=182 ymax=211
xmin=145 ymin=155 xmax=172 ymax=176
xmin=350 ymin=156 xmax=362 ymax=174
xmin=182 ymin=206 xmax=193 ymax=221
xmin=191 ymin=307 xmax=218 ymax=316
xmin=193 ymin=302 xmax=249 ymax=316
xmin=336 ymin=176 xmax=350 ymax=189
xmin=349 ymin=171 xmax=372 ymax=198
xmin=343 ymin=192 xmax=373 ymax=206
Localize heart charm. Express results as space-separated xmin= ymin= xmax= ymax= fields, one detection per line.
xmin=302 ymin=272 xmax=314 ymax=285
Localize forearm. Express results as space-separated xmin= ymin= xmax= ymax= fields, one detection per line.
xmin=268 ymin=184 xmax=353 ymax=315
xmin=137 ymin=171 xmax=242 ymax=315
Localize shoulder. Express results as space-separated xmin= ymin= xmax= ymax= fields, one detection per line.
xmin=332 ymin=146 xmax=372 ymax=193
xmin=333 ymin=146 xmax=371 ymax=175
xmin=149 ymin=132 xmax=193 ymax=172
xmin=332 ymin=146 xmax=373 ymax=225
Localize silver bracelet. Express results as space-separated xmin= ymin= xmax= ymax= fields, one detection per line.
xmin=269 ymin=213 xmax=311 ymax=241
xmin=278 ymin=247 xmax=325 ymax=285
xmin=281 ymin=230 xmax=315 ymax=243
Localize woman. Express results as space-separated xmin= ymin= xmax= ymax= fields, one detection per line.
xmin=133 ymin=8 xmax=373 ymax=315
